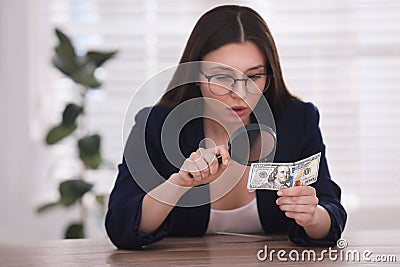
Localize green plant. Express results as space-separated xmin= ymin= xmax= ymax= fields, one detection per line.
xmin=37 ymin=28 xmax=117 ymax=238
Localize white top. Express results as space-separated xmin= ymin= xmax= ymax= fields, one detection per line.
xmin=206 ymin=197 xmax=264 ymax=234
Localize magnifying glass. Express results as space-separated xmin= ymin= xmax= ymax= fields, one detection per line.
xmin=189 ymin=123 xmax=276 ymax=177
xmin=228 ymin=123 xmax=276 ymax=166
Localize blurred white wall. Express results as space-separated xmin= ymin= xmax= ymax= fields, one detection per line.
xmin=0 ymin=0 xmax=33 ymax=240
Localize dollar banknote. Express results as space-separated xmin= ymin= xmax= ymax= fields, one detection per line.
xmin=247 ymin=152 xmax=321 ymax=190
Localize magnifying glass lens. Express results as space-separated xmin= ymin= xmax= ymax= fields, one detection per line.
xmin=229 ymin=124 xmax=276 ymax=166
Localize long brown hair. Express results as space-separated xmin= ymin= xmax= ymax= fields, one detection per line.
xmin=158 ymin=5 xmax=298 ymax=113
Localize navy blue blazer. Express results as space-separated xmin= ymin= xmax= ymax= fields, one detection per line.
xmin=105 ymin=100 xmax=347 ymax=250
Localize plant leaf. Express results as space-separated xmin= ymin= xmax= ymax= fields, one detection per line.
xmin=53 ymin=28 xmax=79 ymax=76
xmin=95 ymin=194 xmax=105 ymax=209
xmin=70 ymin=62 xmax=101 ymax=88
xmin=52 ymin=57 xmax=72 ymax=76
xmin=62 ymin=103 xmax=83 ymax=126
xmin=36 ymin=201 xmax=61 ymax=213
xmin=78 ymin=134 xmax=101 ymax=155
xmin=86 ymin=50 xmax=118 ymax=68
xmin=78 ymin=134 xmax=101 ymax=169
xmin=45 ymin=124 xmax=77 ymax=145
xmin=65 ymin=222 xmax=84 ymax=239
xmin=59 ymin=179 xmax=93 ymax=206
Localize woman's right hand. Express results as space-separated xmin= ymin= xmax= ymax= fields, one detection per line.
xmin=169 ymin=145 xmax=230 ymax=187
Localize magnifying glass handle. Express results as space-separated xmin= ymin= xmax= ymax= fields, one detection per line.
xmin=188 ymin=156 xmax=223 ymax=178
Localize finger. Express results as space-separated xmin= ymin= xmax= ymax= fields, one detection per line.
xmin=200 ymin=147 xmax=216 ymax=163
xmin=194 ymin=149 xmax=211 ymax=178
xmin=187 ymin=153 xmax=202 ymax=179
xmin=277 ymin=186 xmax=316 ymax=197
xmin=276 ymin=195 xmax=318 ymax=206
xmin=189 ymin=165 xmax=202 ymax=180
xmin=198 ymin=148 xmax=215 ymax=169
xmin=284 ymin=211 xmax=313 ymax=225
xmin=181 ymin=163 xmax=200 ymax=179
xmin=278 ymin=204 xmax=316 ymax=214
xmin=181 ymin=175 xmax=194 ymax=184
xmin=201 ymin=148 xmax=223 ymax=175
xmin=195 ymin=157 xmax=210 ymax=179
xmin=208 ymin=156 xmax=219 ymax=175
xmin=214 ymin=145 xmax=230 ymax=166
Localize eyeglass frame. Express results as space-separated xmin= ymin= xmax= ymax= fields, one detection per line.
xmin=199 ymin=69 xmax=274 ymax=96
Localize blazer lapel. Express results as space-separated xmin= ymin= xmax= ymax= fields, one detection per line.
xmin=179 ymin=117 xmax=205 ymax=157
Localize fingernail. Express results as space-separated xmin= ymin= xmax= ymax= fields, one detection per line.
xmin=277 ymin=190 xmax=282 ymax=196
xmin=224 ymin=159 xmax=229 ymax=165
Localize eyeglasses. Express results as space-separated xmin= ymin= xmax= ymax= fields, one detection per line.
xmin=200 ymin=70 xmax=273 ymax=96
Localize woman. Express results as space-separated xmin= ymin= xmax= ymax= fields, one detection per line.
xmin=105 ymin=5 xmax=346 ymax=250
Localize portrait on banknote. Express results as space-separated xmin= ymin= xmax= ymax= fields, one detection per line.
xmin=259 ymin=165 xmax=292 ymax=189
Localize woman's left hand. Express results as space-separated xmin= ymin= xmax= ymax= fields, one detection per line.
xmin=276 ymin=186 xmax=319 ymax=227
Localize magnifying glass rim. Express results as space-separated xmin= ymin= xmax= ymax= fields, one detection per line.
xmin=228 ymin=123 xmax=276 ymax=166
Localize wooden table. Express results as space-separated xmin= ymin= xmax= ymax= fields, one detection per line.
xmin=0 ymin=230 xmax=398 ymax=266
